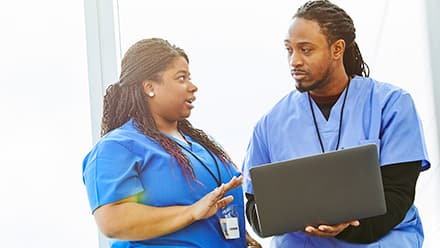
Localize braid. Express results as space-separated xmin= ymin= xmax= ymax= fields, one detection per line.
xmin=101 ymin=83 xmax=130 ymax=136
xmin=294 ymin=0 xmax=369 ymax=77
xmin=100 ymin=38 xmax=231 ymax=183
xmin=178 ymin=120 xmax=236 ymax=168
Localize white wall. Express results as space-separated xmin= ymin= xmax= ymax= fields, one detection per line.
xmin=0 ymin=1 xmax=98 ymax=247
xmin=0 ymin=0 xmax=437 ymax=247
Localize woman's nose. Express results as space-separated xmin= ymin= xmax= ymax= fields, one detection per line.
xmin=188 ymin=80 xmax=198 ymax=92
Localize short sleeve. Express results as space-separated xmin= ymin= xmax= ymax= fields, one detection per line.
xmin=242 ymin=122 xmax=271 ymax=194
xmin=380 ymin=90 xmax=430 ymax=170
xmin=83 ymin=140 xmax=144 ymax=212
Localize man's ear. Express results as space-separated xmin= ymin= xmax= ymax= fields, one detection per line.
xmin=332 ymin=39 xmax=346 ymax=60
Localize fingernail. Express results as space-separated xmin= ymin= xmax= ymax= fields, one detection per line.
xmin=305 ymin=227 xmax=313 ymax=232
xmin=318 ymin=226 xmax=325 ymax=231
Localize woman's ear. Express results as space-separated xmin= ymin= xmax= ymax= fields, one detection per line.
xmin=332 ymin=39 xmax=346 ymax=60
xmin=142 ymin=80 xmax=155 ymax=97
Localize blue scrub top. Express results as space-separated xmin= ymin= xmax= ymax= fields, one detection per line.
xmin=83 ymin=120 xmax=246 ymax=248
xmin=242 ymin=76 xmax=430 ymax=248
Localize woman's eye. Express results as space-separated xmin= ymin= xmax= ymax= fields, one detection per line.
xmin=178 ymin=76 xmax=185 ymax=81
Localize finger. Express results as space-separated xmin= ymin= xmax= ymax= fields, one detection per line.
xmin=305 ymin=225 xmax=318 ymax=233
xmin=305 ymin=225 xmax=339 ymax=237
xmin=318 ymin=224 xmax=342 ymax=232
xmin=319 ymin=222 xmax=350 ymax=232
xmin=216 ymin=195 xmax=234 ymax=208
xmin=305 ymin=228 xmax=333 ymax=237
xmin=349 ymin=220 xmax=360 ymax=226
xmin=223 ymin=176 xmax=243 ymax=191
xmin=209 ymin=185 xmax=225 ymax=205
xmin=305 ymin=226 xmax=326 ymax=236
xmin=212 ymin=185 xmax=222 ymax=196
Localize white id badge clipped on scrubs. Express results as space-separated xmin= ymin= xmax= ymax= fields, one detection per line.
xmin=219 ymin=204 xmax=240 ymax=239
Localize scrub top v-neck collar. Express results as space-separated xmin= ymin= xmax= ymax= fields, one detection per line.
xmin=165 ymin=132 xmax=223 ymax=187
xmin=307 ymin=80 xmax=351 ymax=153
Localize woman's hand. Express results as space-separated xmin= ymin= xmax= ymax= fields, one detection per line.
xmin=304 ymin=220 xmax=360 ymax=237
xmin=189 ymin=175 xmax=243 ymax=221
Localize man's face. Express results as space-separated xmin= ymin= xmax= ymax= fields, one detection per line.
xmin=284 ymin=18 xmax=335 ymax=94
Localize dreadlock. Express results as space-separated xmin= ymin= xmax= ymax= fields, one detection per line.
xmin=101 ymin=38 xmax=235 ymax=182
xmin=294 ymin=0 xmax=369 ymax=77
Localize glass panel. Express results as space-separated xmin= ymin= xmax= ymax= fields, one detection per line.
xmin=0 ymin=1 xmax=97 ymax=247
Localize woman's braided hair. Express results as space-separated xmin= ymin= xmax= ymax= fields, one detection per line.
xmin=101 ymin=38 xmax=234 ymax=182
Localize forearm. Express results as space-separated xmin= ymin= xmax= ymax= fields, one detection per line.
xmin=94 ymin=202 xmax=195 ymax=240
xmin=94 ymin=177 xmax=242 ymax=241
xmin=336 ymin=161 xmax=421 ymax=243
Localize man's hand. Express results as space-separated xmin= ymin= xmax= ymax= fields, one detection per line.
xmin=304 ymin=220 xmax=360 ymax=237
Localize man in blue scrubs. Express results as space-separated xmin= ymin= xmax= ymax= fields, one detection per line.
xmin=242 ymin=1 xmax=430 ymax=247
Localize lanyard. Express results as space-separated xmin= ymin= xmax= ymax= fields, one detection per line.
xmin=175 ymin=142 xmax=222 ymax=187
xmin=307 ymin=80 xmax=350 ymax=153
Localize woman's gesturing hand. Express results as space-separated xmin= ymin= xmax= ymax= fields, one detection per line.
xmin=190 ymin=175 xmax=243 ymax=221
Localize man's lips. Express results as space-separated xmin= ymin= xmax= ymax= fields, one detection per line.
xmin=291 ymin=69 xmax=307 ymax=80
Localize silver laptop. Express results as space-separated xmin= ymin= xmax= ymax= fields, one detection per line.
xmin=249 ymin=144 xmax=386 ymax=237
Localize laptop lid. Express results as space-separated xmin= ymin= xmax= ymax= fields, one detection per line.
xmin=249 ymin=144 xmax=386 ymax=237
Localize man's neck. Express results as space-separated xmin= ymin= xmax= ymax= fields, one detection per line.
xmin=310 ymin=74 xmax=350 ymax=97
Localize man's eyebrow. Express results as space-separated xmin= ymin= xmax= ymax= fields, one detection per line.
xmin=284 ymin=40 xmax=314 ymax=46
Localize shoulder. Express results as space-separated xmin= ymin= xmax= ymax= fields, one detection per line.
xmin=90 ymin=120 xmax=157 ymax=159
xmin=255 ymin=90 xmax=303 ymax=128
xmin=352 ymin=76 xmax=413 ymax=106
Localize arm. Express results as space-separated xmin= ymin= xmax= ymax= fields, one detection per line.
xmin=94 ymin=176 xmax=242 ymax=240
xmin=304 ymin=161 xmax=420 ymax=242
xmin=335 ymin=161 xmax=421 ymax=243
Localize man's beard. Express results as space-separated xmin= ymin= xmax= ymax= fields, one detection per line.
xmin=295 ymin=79 xmax=327 ymax=93
xmin=294 ymin=66 xmax=332 ymax=93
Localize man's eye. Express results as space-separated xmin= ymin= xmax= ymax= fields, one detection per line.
xmin=286 ymin=47 xmax=293 ymax=54
xmin=301 ymin=48 xmax=311 ymax=53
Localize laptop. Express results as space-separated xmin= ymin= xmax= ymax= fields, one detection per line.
xmin=249 ymin=144 xmax=386 ymax=237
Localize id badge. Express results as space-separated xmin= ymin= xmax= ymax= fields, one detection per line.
xmin=219 ymin=204 xmax=240 ymax=239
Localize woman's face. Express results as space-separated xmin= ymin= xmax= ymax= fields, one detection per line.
xmin=147 ymin=56 xmax=198 ymax=125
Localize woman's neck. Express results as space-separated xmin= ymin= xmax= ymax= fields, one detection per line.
xmin=156 ymin=119 xmax=188 ymax=144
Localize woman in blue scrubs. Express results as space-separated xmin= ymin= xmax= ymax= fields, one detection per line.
xmin=83 ymin=38 xmax=260 ymax=247
xmin=243 ymin=1 xmax=430 ymax=247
